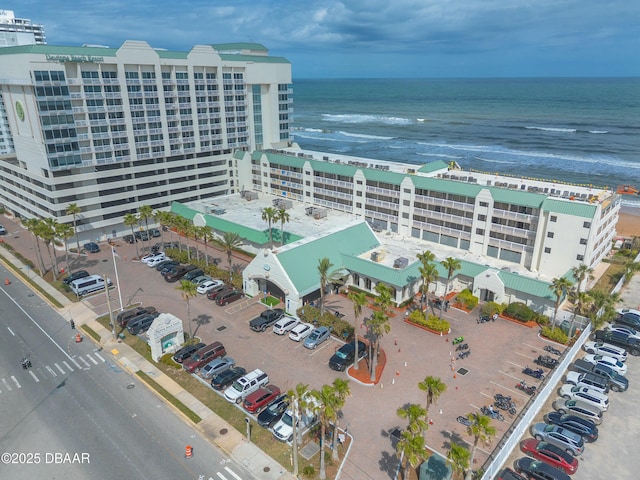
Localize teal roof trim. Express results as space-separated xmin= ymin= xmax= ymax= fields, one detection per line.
xmin=277 ymin=223 xmax=380 ymax=295
xmin=341 ymin=255 xmax=422 ymax=288
xmin=219 ymin=54 xmax=290 ymax=64
xmin=491 ymin=189 xmax=546 ymax=209
xmin=212 ymin=43 xmax=269 ymax=52
xmin=498 ymin=271 xmax=554 ymax=300
xmin=417 ymin=160 xmax=449 ymax=173
xmin=542 ymin=198 xmax=597 ymax=219
xmin=0 ymin=44 xmax=118 ymax=56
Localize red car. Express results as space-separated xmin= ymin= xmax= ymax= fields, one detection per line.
xmin=520 ymin=438 xmax=579 ymax=474
xmin=242 ymin=385 xmax=281 ymax=413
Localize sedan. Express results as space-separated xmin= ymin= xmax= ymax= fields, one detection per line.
xmin=0 ymin=225 xmax=7 ymax=235
xmin=582 ymin=341 xmax=627 ymax=362
xmin=617 ymin=311 xmax=640 ymax=329
xmin=605 ymin=324 xmax=640 ymax=341
xmin=273 ymin=316 xmax=300 ymax=335
xmin=191 ymin=275 xmax=212 ymax=286
xmin=140 ymin=251 xmax=165 ymax=264
xmin=257 ymin=394 xmax=289 ymax=427
xmin=200 ymin=357 xmax=235 ymax=379
xmin=552 ymin=398 xmax=602 ymax=425
xmin=83 ymin=242 xmax=100 ymax=253
xmin=514 ymin=457 xmax=571 ymax=480
xmin=519 ymin=439 xmax=578 ymax=474
xmin=304 ymin=326 xmax=331 ymax=349
xmin=496 ymin=468 xmax=526 ymax=480
xmin=197 ymin=279 xmax=223 ymax=294
xmin=211 ymin=366 xmax=246 ymax=391
xmin=543 ymin=412 xmax=598 ymax=443
xmin=147 ymin=255 xmax=170 ymax=267
xmin=530 ymin=423 xmax=584 ymax=456
xmin=207 ymin=284 xmax=232 ymax=300
xmin=172 ymin=342 xmax=206 ymax=364
xmin=243 ymin=385 xmax=281 ymax=414
xmin=558 ymin=385 xmax=609 ymax=411
xmin=289 ymin=323 xmax=314 ymax=342
xmin=154 ymin=259 xmax=179 ymax=271
xmin=582 ymin=353 xmax=627 ymax=375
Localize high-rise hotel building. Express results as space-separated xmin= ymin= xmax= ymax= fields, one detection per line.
xmin=0 ymin=41 xmax=292 ymax=239
xmin=0 ymin=9 xmax=46 ymax=47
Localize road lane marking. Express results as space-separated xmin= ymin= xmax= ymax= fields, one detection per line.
xmin=2 ymin=378 xmax=11 ymax=390
xmin=46 ymin=365 xmax=57 ymax=377
xmin=77 ymin=356 xmax=90 ymax=368
xmin=29 ymin=371 xmax=39 ymax=382
xmin=54 ymin=363 xmax=65 ymax=374
xmin=87 ymin=354 xmax=99 ymax=365
xmin=63 ymin=360 xmax=75 ymax=371
xmin=7 ymin=326 xmax=15 ymax=336
xmin=11 ymin=376 xmax=21 ymax=388
xmin=224 ymin=466 xmax=243 ymax=480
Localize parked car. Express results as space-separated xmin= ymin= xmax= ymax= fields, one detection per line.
xmin=154 ymin=259 xmax=179 ymax=271
xmin=172 ymin=342 xmax=206 ymax=364
xmin=62 ymin=269 xmax=90 ymax=285
xmin=183 ymin=268 xmax=205 ymax=282
xmin=126 ymin=313 xmax=160 ymax=335
xmin=215 ymin=289 xmax=244 ymax=306
xmin=190 ymin=275 xmax=212 ymax=286
xmin=257 ymin=394 xmax=289 ymax=427
xmin=207 ymin=284 xmax=232 ymax=300
xmin=223 ymin=368 xmax=269 ymax=404
xmin=211 ymin=366 xmax=247 ymax=391
xmin=182 ymin=342 xmax=226 ymax=374
xmin=149 ymin=228 xmax=161 ymax=238
xmin=289 ymin=322 xmax=314 ymax=342
xmin=543 ymin=412 xmax=598 ymax=443
xmin=519 ymin=438 xmax=578 ymax=474
xmin=243 ymin=385 xmax=281 ymax=413
xmin=558 ymin=384 xmax=609 ymax=411
xmin=83 ymin=242 xmax=100 ymax=253
xmin=496 ymin=468 xmax=527 ymax=480
xmin=329 ymin=340 xmax=367 ymax=371
xmin=200 ymin=357 xmax=235 ymax=379
xmin=593 ymin=329 xmax=640 ymax=356
xmin=123 ymin=234 xmax=137 ymax=244
xmin=616 ymin=309 xmax=640 ymax=329
xmin=604 ymin=324 xmax=640 ymax=341
xmin=582 ymin=341 xmax=627 ymax=362
xmin=272 ymin=316 xmax=300 ymax=335
xmin=0 ymin=225 xmax=7 ymax=235
xmin=514 ymin=457 xmax=571 ymax=480
xmin=582 ymin=354 xmax=627 ymax=375
xmin=197 ymin=279 xmax=223 ymax=294
xmin=164 ymin=265 xmax=198 ymax=282
xmin=147 ymin=255 xmax=171 ymax=268
xmin=552 ymin=398 xmax=603 ymax=425
xmin=250 ymin=308 xmax=285 ymax=332
xmin=304 ymin=326 xmax=331 ymax=349
xmin=141 ymin=251 xmax=165 ymax=264
xmin=530 ymin=423 xmax=585 ymax=456
xmin=564 ymin=371 xmax=610 ymax=395
xmin=116 ymin=305 xmax=157 ymax=328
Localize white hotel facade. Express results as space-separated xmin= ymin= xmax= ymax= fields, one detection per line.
xmin=0 ymin=41 xmax=292 ymax=239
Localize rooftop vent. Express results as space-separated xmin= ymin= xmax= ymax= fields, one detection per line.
xmin=393 ymin=257 xmax=409 ymax=269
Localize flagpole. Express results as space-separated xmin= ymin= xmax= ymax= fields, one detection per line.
xmin=112 ymin=246 xmax=124 ymax=311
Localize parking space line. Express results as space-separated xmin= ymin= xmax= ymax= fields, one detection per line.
xmin=507 ymin=360 xmax=525 ymax=369
xmin=2 ymin=378 xmax=11 ymax=391
xmin=498 ymin=370 xmax=522 ymax=381
xmin=490 ymin=380 xmax=519 ymax=396
xmin=11 ymin=376 xmax=21 ymax=388
xmin=523 ymin=342 xmax=544 ymax=351
xmin=63 ymin=360 xmax=74 ymax=371
xmin=29 ymin=371 xmax=39 ymax=382
xmin=480 ymin=391 xmax=493 ymax=400
xmin=54 ymin=363 xmax=65 ymax=374
xmin=309 ymin=341 xmax=334 ymax=356
xmin=514 ymin=352 xmax=532 ymax=359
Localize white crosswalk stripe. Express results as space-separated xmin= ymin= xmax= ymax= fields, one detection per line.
xmin=77 ymin=356 xmax=90 ymax=368
xmin=216 ymin=473 xmax=228 ymax=480
xmin=94 ymin=352 xmax=105 ymax=363
xmin=71 ymin=358 xmax=82 ymax=369
xmin=29 ymin=371 xmax=39 ymax=382
xmin=11 ymin=376 xmax=21 ymax=388
xmin=224 ymin=466 xmax=243 ymax=480
xmin=63 ymin=360 xmax=74 ymax=372
xmin=46 ymin=365 xmax=57 ymax=377
xmin=2 ymin=378 xmax=11 ymax=391
xmin=86 ymin=354 xmax=99 ymax=365
xmin=54 ymin=363 xmax=65 ymax=374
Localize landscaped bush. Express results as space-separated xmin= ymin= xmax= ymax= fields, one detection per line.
xmin=407 ymin=309 xmax=450 ymax=333
xmin=159 ymin=352 xmax=181 ymax=369
xmin=454 ymin=288 xmax=478 ymax=310
xmin=480 ymin=301 xmax=504 ymax=317
xmin=301 ymin=465 xmax=316 ymax=478
xmin=164 ymin=248 xmax=243 ymax=288
xmin=296 ymin=305 xmax=355 ymax=341
xmin=503 ymin=302 xmax=535 ymax=322
xmin=541 ymin=326 xmax=569 ymax=345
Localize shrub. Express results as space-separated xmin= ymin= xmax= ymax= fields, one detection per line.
xmin=455 ymin=288 xmax=478 ymax=310
xmin=301 ymin=465 xmax=316 ymax=478
xmin=296 ymin=305 xmax=355 ymax=341
xmin=407 ymin=310 xmax=450 ymax=333
xmin=159 ymin=352 xmax=181 ymax=369
xmin=503 ymin=302 xmax=535 ymax=322
xmin=480 ymin=301 xmax=504 ymax=317
xmin=541 ymin=326 xmax=569 ymax=345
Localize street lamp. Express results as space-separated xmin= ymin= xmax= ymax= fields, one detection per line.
xmin=103 ymin=274 xmax=115 ymax=340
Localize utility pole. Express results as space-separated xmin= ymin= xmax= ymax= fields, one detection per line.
xmin=104 ymin=274 xmax=115 ymax=340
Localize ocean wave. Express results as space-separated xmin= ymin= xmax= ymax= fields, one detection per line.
xmin=474 ymin=156 xmax=518 ymax=165
xmin=338 ymin=131 xmax=394 ymax=140
xmin=322 ymin=113 xmax=412 ymax=125
xmin=525 ymin=126 xmax=577 ymax=133
xmin=588 ymin=130 xmax=608 ymax=134
xmin=416 ymin=152 xmax=463 ymax=159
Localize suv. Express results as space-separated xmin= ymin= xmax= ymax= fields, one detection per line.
xmin=216 ymin=289 xmax=244 ymax=306
xmin=116 ymin=305 xmax=157 ymax=328
xmin=207 ymin=284 xmax=232 ymax=301
xmin=616 ymin=308 xmax=640 ymax=329
xmin=224 ymin=368 xmax=269 ymax=404
xmin=593 ymin=329 xmax=640 ymax=356
xmin=172 ymin=342 xmax=206 ymax=363
xmin=250 ymin=308 xmax=285 ymax=332
xmin=63 ymin=270 xmax=90 ymax=285
xmin=329 ymin=340 xmax=367 ymax=371
xmin=126 ymin=312 xmax=160 ymax=335
xmin=164 ymin=265 xmax=197 ymax=283
xmin=183 ymin=268 xmax=205 ymax=282
xmin=182 ymin=342 xmax=226 ymax=374
xmin=514 ymin=457 xmax=571 ymax=480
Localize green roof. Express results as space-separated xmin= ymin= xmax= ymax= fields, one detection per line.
xmin=0 ymin=44 xmax=118 ymax=56
xmin=211 ymin=43 xmax=269 ymax=52
xmin=542 ymin=198 xmax=597 ymax=219
xmin=498 ymin=271 xmax=554 ymax=300
xmin=491 ymin=188 xmax=546 ymax=209
xmin=341 ymin=255 xmax=423 ymax=288
xmin=417 ymin=160 xmax=449 ymax=173
xmin=277 ymin=223 xmax=380 ymax=295
xmin=219 ymin=54 xmax=290 ymax=64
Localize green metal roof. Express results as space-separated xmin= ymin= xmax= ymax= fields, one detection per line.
xmin=277 ymin=223 xmax=380 ymax=295
xmin=211 ymin=43 xmax=269 ymax=52
xmin=219 ymin=54 xmax=290 ymax=64
xmin=542 ymin=198 xmax=597 ymax=219
xmin=491 ymin=188 xmax=546 ymax=209
xmin=417 ymin=160 xmax=449 ymax=173
xmin=341 ymin=255 xmax=422 ymax=288
xmin=0 ymin=44 xmax=118 ymax=56
xmin=498 ymin=270 xmax=554 ymax=300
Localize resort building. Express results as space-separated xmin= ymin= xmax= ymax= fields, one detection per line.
xmin=0 ymin=41 xmax=292 ymax=239
xmin=0 ymin=9 xmax=46 ymax=47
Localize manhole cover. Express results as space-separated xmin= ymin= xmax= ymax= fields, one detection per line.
xmin=457 ymin=367 xmax=469 ymax=376
xmin=263 ymin=467 xmax=270 ymax=473
xmin=219 ymin=428 xmax=228 ymax=435
xmin=216 ymin=325 xmax=227 ymax=332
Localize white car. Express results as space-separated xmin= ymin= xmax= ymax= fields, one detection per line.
xmin=197 ymin=279 xmax=223 ymax=294
xmin=582 ymin=341 xmax=627 ymax=362
xmin=146 ymin=255 xmax=170 ymax=267
xmin=141 ymin=252 xmax=165 ymax=264
xmin=273 ymin=316 xmax=299 ymax=335
xmin=558 ymin=384 xmax=609 ymax=412
xmin=604 ymin=324 xmax=640 ymax=341
xmin=288 ymin=322 xmax=314 ymax=342
xmin=583 ymin=354 xmax=628 ymax=375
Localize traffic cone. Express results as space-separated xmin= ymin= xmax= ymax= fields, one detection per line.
xmin=185 ymin=445 xmax=193 ymax=458
xmin=4 ymin=278 xmax=10 ymax=285
xmin=75 ymin=333 xmax=82 ymax=343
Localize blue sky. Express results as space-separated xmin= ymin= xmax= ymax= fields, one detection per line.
xmin=9 ymin=0 xmax=640 ymax=78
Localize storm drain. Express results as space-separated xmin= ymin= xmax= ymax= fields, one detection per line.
xmin=216 ymin=325 xmax=227 ymax=332
xmin=457 ymin=367 xmax=469 ymax=376
xmin=300 ymin=441 xmax=320 ymax=460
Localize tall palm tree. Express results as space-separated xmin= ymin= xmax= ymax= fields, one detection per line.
xmin=549 ymin=276 xmax=572 ymax=328
xmin=397 ymin=403 xmax=428 ymax=434
xmin=587 ymin=290 xmax=620 ymax=329
xmin=56 ymin=222 xmax=74 ymax=275
xmin=368 ymin=309 xmax=391 ymax=382
xmin=348 ymin=291 xmax=367 ymax=371
xmin=66 ymin=202 xmax=81 ymax=252
xmin=465 ymin=412 xmax=496 ymax=480
xmin=261 ymin=206 xmax=277 ymax=248
xmin=418 ymin=376 xmax=447 ymax=415
xmin=40 ymin=217 xmax=59 ymax=281
xmin=123 ymin=213 xmax=140 ymax=259
xmin=199 ymin=225 xmax=214 ymax=267
xmin=330 ymin=378 xmax=351 ymax=460
xmin=569 ymin=263 xmax=594 ymax=334
xmin=311 ymin=384 xmax=340 ymax=479
xmin=153 ymin=209 xmax=169 ymax=244
xmin=181 ymin=219 xmax=195 ymax=262
xmin=396 ymin=429 xmax=427 ymax=480
xmin=317 ymin=257 xmax=335 ymax=314
xmin=419 ymin=262 xmax=438 ymax=307
xmin=23 ymin=218 xmax=46 ymax=276
xmin=176 ymin=279 xmax=198 ymax=340
xmin=138 ymin=204 xmax=153 ymax=235
xmin=447 ymin=441 xmax=470 ymax=480
xmin=440 ymin=257 xmax=461 ymax=319
xmin=221 ymin=231 xmax=242 ymax=282
xmin=275 ymin=207 xmax=290 ymax=246
xmin=287 ymin=382 xmax=310 ymax=477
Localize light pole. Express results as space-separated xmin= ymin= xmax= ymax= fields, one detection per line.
xmin=111 ymin=246 xmax=124 ymax=311
xmin=103 ymin=274 xmax=115 ymax=340
xmin=245 ymin=416 xmax=251 ymax=442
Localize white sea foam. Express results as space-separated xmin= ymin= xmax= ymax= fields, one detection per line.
xmin=322 ymin=113 xmax=412 ymax=125
xmin=416 ymin=152 xmax=463 ymax=159
xmin=338 ymin=131 xmax=394 ymax=140
xmin=525 ymin=126 xmax=577 ymax=133
xmin=474 ymin=156 xmax=517 ymax=165
xmin=588 ymin=130 xmax=608 ymax=134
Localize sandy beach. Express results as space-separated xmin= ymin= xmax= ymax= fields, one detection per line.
xmin=617 ymin=206 xmax=640 ymax=237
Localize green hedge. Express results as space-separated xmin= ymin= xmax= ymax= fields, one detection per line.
xmin=455 ymin=288 xmax=478 ymax=310
xmin=164 ymin=248 xmax=243 ymax=289
xmin=541 ymin=326 xmax=569 ymax=345
xmin=408 ymin=310 xmax=450 ymax=333
xmin=296 ymin=305 xmax=354 ymax=341
xmin=503 ymin=302 xmax=535 ymax=322
xmin=480 ymin=301 xmax=504 ymax=316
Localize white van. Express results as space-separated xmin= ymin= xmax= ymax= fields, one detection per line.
xmin=224 ymin=368 xmax=269 ymax=404
xmin=70 ymin=275 xmax=112 ymax=296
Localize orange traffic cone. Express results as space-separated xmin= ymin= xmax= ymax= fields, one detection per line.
xmin=185 ymin=445 xmax=193 ymax=458
xmin=4 ymin=278 xmax=10 ymax=285
xmin=75 ymin=333 xmax=82 ymax=343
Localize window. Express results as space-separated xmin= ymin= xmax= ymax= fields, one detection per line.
xmin=477 ymin=214 xmax=486 ymax=221
xmin=544 ymin=247 xmax=551 ymax=254
xmin=550 ymin=215 xmax=557 ymax=222
xmin=479 ymin=201 xmax=489 ymax=207
xmin=476 ymin=228 xmax=484 ymax=235
xmin=576 ymin=255 xmax=584 ymax=261
xmin=583 ymin=221 xmax=591 ymax=228
xmin=547 ymin=232 xmax=554 ymax=238
xmin=580 ymin=238 xmax=588 ymax=245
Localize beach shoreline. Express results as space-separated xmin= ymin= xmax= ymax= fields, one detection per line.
xmin=617 ymin=205 xmax=640 ymax=237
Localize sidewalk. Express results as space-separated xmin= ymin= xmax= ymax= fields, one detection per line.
xmin=0 ymin=246 xmax=295 ymax=480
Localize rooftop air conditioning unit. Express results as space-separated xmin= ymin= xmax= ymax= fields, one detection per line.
xmin=393 ymin=257 xmax=409 ymax=269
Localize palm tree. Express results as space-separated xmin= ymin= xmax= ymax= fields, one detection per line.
xmin=549 ymin=276 xmax=572 ymax=328
xmin=176 ymin=279 xmax=198 ymax=340
xmin=368 ymin=309 xmax=391 ymax=382
xmin=330 ymin=378 xmax=351 ymax=460
xmin=261 ymin=206 xmax=277 ymax=248
xmin=40 ymin=218 xmax=59 ymax=281
xmin=397 ymin=403 xmax=428 ymax=435
xmin=447 ymin=441 xmax=470 ymax=480
xmin=181 ymin=219 xmax=195 ymax=262
xmin=396 ymin=429 xmax=427 ymax=480
xmin=66 ymin=203 xmax=81 ymax=252
xmin=221 ymin=231 xmax=242 ymax=282
xmin=348 ymin=291 xmax=367 ymax=371
xmin=287 ymin=383 xmax=310 ymax=477
xmin=138 ymin=204 xmax=153 ymax=236
xmin=56 ymin=222 xmax=74 ymax=274
xmin=123 ymin=213 xmax=140 ymax=259
xmin=465 ymin=412 xmax=496 ymax=480
xmin=317 ymin=257 xmax=335 ymax=314
xmin=419 ymin=262 xmax=439 ymax=308
xmin=23 ymin=218 xmax=46 ymax=276
xmin=568 ymin=263 xmax=595 ymax=335
xmin=440 ymin=257 xmax=461 ymax=319
xmin=587 ymin=290 xmax=620 ymax=329
xmin=276 ymin=207 xmax=290 ymax=246
xmin=418 ymin=376 xmax=447 ymax=415
xmin=311 ymin=384 xmax=340 ymax=479
xmin=199 ymin=225 xmax=214 ymax=266
xmin=154 ymin=210 xmax=169 ymax=244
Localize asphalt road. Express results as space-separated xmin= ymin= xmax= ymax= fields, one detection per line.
xmin=0 ymin=265 xmax=252 ymax=480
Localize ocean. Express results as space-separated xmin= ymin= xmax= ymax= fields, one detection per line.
xmin=290 ymin=78 xmax=640 ymax=206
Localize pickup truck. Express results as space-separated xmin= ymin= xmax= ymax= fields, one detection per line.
xmin=593 ymin=330 xmax=640 ymax=356
xmin=571 ymin=358 xmax=628 ymax=392
xmin=249 ymin=308 xmax=284 ymax=332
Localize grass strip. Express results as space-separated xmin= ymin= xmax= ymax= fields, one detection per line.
xmin=81 ymin=324 xmax=101 ymax=342
xmin=137 ymin=370 xmax=202 ymax=424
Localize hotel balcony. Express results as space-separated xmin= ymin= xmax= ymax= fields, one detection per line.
xmin=490 ymin=222 xmax=537 ymax=240
xmin=413 ymin=207 xmax=474 ymax=227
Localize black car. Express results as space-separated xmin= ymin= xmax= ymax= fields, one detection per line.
xmin=496 ymin=468 xmax=527 ymax=480
xmin=149 ymin=228 xmax=161 ymax=238
xmin=127 ymin=312 xmax=160 ymax=335
xmin=329 ymin=340 xmax=367 ymax=371
xmin=172 ymin=342 xmax=206 ymax=364
xmin=593 ymin=329 xmax=640 ymax=356
xmin=154 ymin=259 xmax=179 ymax=271
xmin=123 ymin=234 xmax=137 ymax=244
xmin=249 ymin=308 xmax=285 ymax=332
xmin=210 ymin=366 xmax=247 ymax=390
xmin=616 ymin=311 xmax=640 ymax=329
xmin=62 ymin=270 xmax=90 ymax=285
xmin=543 ymin=412 xmax=599 ymax=442
xmin=257 ymin=394 xmax=289 ymax=427
xmin=83 ymin=242 xmax=100 ymax=253
xmin=514 ymin=457 xmax=571 ymax=480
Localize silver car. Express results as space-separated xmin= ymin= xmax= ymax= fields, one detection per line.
xmin=558 ymin=384 xmax=609 ymax=411
xmin=552 ymin=398 xmax=603 ymax=425
xmin=199 ymin=357 xmax=235 ymax=379
xmin=530 ymin=422 xmax=585 ymax=455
